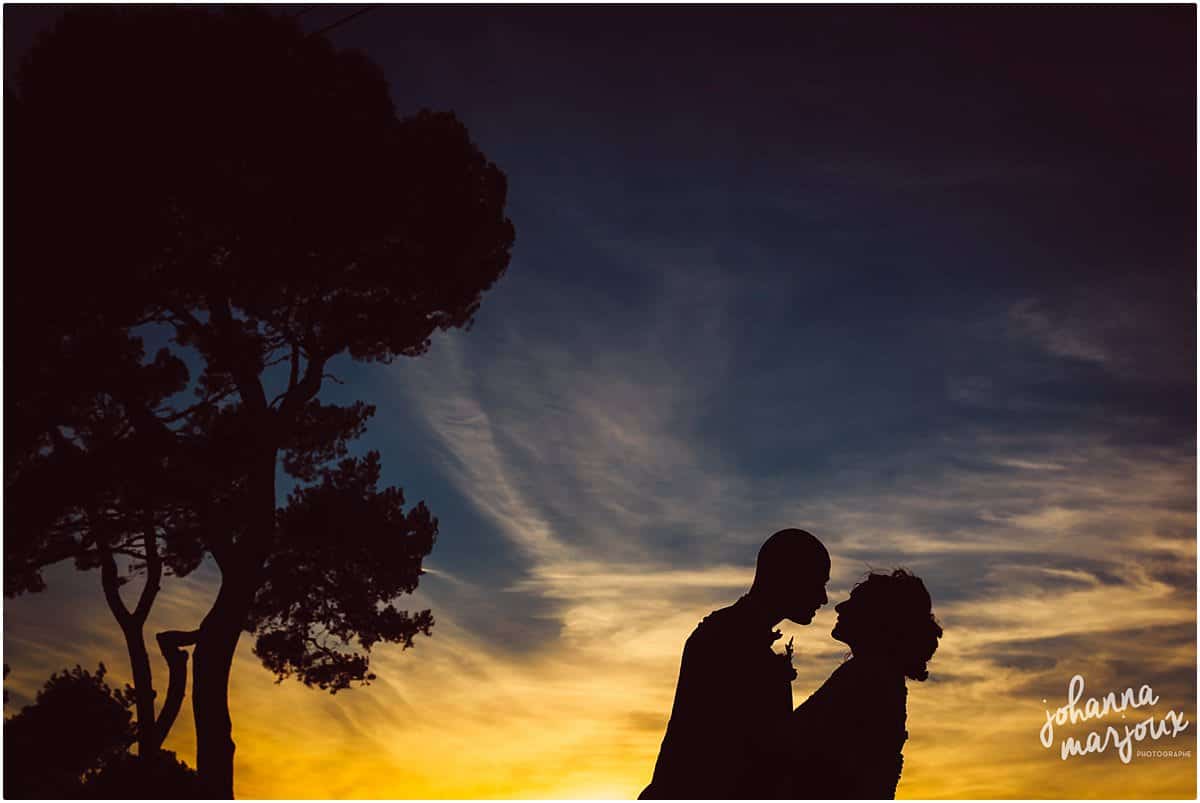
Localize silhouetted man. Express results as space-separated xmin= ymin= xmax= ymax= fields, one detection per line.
xmin=640 ymin=529 xmax=830 ymax=800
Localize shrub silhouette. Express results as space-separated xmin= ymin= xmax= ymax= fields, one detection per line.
xmin=4 ymin=664 xmax=199 ymax=799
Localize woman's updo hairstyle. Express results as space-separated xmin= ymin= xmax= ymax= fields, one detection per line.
xmin=848 ymin=568 xmax=943 ymax=682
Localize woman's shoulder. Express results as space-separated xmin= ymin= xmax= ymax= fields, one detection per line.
xmin=839 ymin=658 xmax=907 ymax=693
xmin=804 ymin=657 xmax=904 ymax=698
xmin=789 ymin=660 xmax=909 ymax=798
xmin=797 ymin=659 xmax=908 ymax=733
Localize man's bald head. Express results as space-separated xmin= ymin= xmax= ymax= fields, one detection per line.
xmin=751 ymin=528 xmax=830 ymax=624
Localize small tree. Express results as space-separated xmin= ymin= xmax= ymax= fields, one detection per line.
xmin=11 ymin=6 xmax=514 ymax=796
xmin=4 ymin=664 xmax=135 ymax=797
xmin=4 ymin=178 xmax=205 ymax=761
xmin=3 ymin=664 xmax=198 ymax=799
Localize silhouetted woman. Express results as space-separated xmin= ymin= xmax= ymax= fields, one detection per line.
xmin=789 ymin=569 xmax=942 ymax=799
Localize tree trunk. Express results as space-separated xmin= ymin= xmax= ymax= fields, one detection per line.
xmin=194 ymin=449 xmax=276 ymax=798
xmin=131 ymin=527 xmax=164 ymax=757
xmin=155 ymin=630 xmax=198 ymax=748
xmin=122 ymin=620 xmax=159 ymax=759
xmin=100 ymin=547 xmax=162 ymax=760
xmin=193 ymin=587 xmax=245 ymax=798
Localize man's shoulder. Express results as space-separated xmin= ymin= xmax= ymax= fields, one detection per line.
xmin=685 ymin=604 xmax=746 ymax=648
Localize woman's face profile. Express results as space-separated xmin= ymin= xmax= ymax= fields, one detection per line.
xmin=830 ymin=592 xmax=857 ymax=646
xmin=830 ymin=585 xmax=886 ymax=654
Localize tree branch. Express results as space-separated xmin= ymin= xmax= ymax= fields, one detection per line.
xmin=277 ymin=350 xmax=327 ymax=423
xmin=269 ymin=343 xmax=303 ymax=410
xmin=100 ymin=548 xmax=132 ymax=626
xmin=205 ymin=295 xmax=269 ymax=414
xmin=289 ymin=342 xmax=301 ymax=394
xmin=205 ymin=526 xmax=236 ymax=574
xmin=156 ymin=384 xmax=239 ymax=425
xmin=131 ymin=307 xmax=176 ymax=327
xmin=261 ymin=352 xmax=290 ymax=370
xmin=166 ymin=305 xmax=204 ymax=331
xmin=132 ymin=526 xmax=162 ymax=623
xmin=154 ymin=629 xmax=200 ymax=750
xmin=17 ymin=533 xmax=84 ymax=574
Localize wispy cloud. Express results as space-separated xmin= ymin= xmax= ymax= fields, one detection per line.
xmin=1009 ymin=277 xmax=1194 ymax=384
xmin=5 ymin=241 xmax=1192 ymax=798
xmin=372 ymin=257 xmax=1196 ymax=797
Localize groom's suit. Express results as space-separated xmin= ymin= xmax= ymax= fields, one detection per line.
xmin=640 ymin=597 xmax=794 ymax=800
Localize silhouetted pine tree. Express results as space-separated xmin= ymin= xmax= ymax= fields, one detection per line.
xmin=7 ymin=6 xmax=514 ymax=795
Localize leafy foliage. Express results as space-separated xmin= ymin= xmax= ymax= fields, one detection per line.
xmin=9 ymin=7 xmax=512 ymax=789
xmin=4 ymin=664 xmax=199 ymax=799
xmin=251 ymin=452 xmax=437 ymax=692
xmin=82 ymin=751 xmax=200 ymax=799
xmin=4 ymin=664 xmax=134 ymax=797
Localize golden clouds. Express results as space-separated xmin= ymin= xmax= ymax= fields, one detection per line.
xmin=4 ymin=338 xmax=1195 ymax=799
xmin=4 ymin=517 xmax=1195 ymax=798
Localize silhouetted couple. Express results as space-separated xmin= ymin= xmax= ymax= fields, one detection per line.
xmin=640 ymin=529 xmax=943 ymax=800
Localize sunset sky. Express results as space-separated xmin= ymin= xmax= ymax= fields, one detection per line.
xmin=4 ymin=5 xmax=1196 ymax=799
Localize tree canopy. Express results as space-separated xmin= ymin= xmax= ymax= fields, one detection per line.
xmin=8 ymin=6 xmax=514 ymax=795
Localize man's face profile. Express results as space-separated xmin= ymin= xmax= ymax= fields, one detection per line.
xmin=785 ymin=563 xmax=830 ymax=625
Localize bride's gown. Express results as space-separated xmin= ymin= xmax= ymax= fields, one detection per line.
xmin=789 ymin=656 xmax=909 ymax=799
